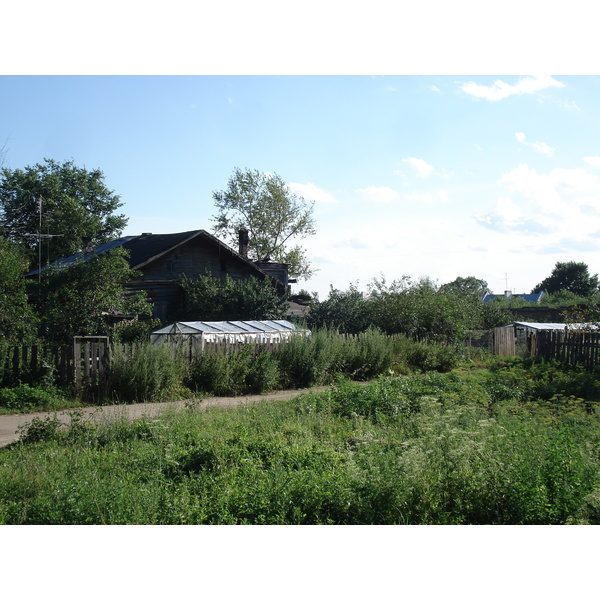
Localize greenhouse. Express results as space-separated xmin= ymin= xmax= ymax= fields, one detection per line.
xmin=150 ymin=320 xmax=309 ymax=346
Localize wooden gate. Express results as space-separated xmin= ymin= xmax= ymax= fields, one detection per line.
xmin=492 ymin=326 xmax=516 ymax=356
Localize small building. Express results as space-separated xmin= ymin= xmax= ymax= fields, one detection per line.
xmin=150 ymin=319 xmax=309 ymax=346
xmin=27 ymin=230 xmax=290 ymax=322
xmin=493 ymin=321 xmax=598 ymax=356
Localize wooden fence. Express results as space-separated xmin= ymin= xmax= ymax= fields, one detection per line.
xmin=492 ymin=326 xmax=600 ymax=370
xmin=0 ymin=337 xmax=110 ymax=387
xmin=492 ymin=327 xmax=516 ymax=357
xmin=534 ymin=329 xmax=600 ymax=370
xmin=1 ymin=336 xmax=289 ymax=388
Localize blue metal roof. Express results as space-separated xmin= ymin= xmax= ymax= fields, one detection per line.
xmin=482 ymin=292 xmax=545 ymax=304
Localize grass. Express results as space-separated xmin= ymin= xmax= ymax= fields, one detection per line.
xmin=2 ymin=361 xmax=600 ymax=525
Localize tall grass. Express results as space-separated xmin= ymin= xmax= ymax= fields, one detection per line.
xmin=2 ymin=369 xmax=599 ymax=524
xmin=100 ymin=343 xmax=189 ymax=403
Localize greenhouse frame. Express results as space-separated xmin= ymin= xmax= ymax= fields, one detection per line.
xmin=150 ymin=320 xmax=309 ymax=346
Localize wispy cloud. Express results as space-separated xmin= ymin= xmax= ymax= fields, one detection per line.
xmin=475 ymin=163 xmax=600 ymax=240
xmin=402 ymin=157 xmax=434 ymax=178
xmin=404 ymin=190 xmax=449 ymax=204
xmin=583 ymin=156 xmax=600 ymax=168
xmin=356 ymin=186 xmax=398 ymax=203
xmin=515 ymin=132 xmax=555 ymax=157
xmin=288 ymin=182 xmax=337 ymax=203
xmin=460 ymin=75 xmax=564 ymax=101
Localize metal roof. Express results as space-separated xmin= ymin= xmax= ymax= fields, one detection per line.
xmin=482 ymin=292 xmax=545 ymax=304
xmin=25 ymin=230 xmax=283 ymax=289
xmin=152 ymin=320 xmax=302 ymax=335
xmin=502 ymin=322 xmax=598 ymax=331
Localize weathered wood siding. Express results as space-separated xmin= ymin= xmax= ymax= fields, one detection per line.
xmin=492 ymin=326 xmax=516 ymax=356
xmin=125 ymin=237 xmax=266 ymax=320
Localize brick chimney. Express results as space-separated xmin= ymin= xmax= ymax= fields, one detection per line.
xmin=238 ymin=228 xmax=249 ymax=258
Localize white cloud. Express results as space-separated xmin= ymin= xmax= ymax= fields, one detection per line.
xmin=460 ymin=75 xmax=565 ymax=101
xmin=402 ymin=157 xmax=434 ymax=178
xmin=356 ymin=186 xmax=398 ymax=203
xmin=431 ymin=85 xmax=441 ymax=94
xmin=583 ymin=156 xmax=600 ymax=168
xmin=515 ymin=132 xmax=555 ymax=157
xmin=288 ymin=182 xmax=337 ymax=203
xmin=493 ymin=197 xmax=524 ymax=228
xmin=482 ymin=164 xmax=600 ymax=237
xmin=404 ymin=190 xmax=449 ymax=204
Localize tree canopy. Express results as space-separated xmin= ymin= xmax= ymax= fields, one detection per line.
xmin=211 ymin=168 xmax=316 ymax=280
xmin=532 ymin=261 xmax=599 ymax=297
xmin=439 ymin=276 xmax=490 ymax=298
xmin=0 ymin=158 xmax=127 ymax=269
xmin=0 ymin=238 xmax=37 ymax=344
xmin=34 ymin=247 xmax=152 ymax=344
xmin=178 ymin=271 xmax=289 ymax=322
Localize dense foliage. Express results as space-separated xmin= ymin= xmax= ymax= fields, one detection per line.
xmin=178 ymin=271 xmax=289 ymax=321
xmin=33 ymin=247 xmax=152 ymax=345
xmin=0 ymin=238 xmax=37 ymax=344
xmin=2 ymin=359 xmax=600 ymax=525
xmin=212 ymin=167 xmax=316 ymax=280
xmin=532 ymin=261 xmax=600 ymax=297
xmin=0 ymin=158 xmax=127 ymax=267
xmin=308 ymin=276 xmax=507 ymax=342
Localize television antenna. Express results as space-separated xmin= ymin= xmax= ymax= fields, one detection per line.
xmin=22 ymin=196 xmax=63 ymax=283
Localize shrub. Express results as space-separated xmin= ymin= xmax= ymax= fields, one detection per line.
xmin=101 ymin=343 xmax=189 ymax=403
xmin=0 ymin=384 xmax=68 ymax=413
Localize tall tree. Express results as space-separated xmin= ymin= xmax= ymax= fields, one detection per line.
xmin=34 ymin=247 xmax=152 ymax=345
xmin=211 ymin=168 xmax=316 ymax=280
xmin=0 ymin=238 xmax=37 ymax=344
xmin=439 ymin=276 xmax=490 ymax=298
xmin=0 ymin=158 xmax=127 ymax=268
xmin=532 ymin=261 xmax=599 ymax=297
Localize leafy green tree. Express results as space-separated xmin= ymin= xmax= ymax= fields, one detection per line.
xmin=211 ymin=168 xmax=316 ymax=280
xmin=307 ymin=284 xmax=372 ymax=334
xmin=368 ymin=276 xmax=487 ymax=343
xmin=0 ymin=158 xmax=127 ymax=268
xmin=34 ymin=247 xmax=152 ymax=345
xmin=178 ymin=272 xmax=289 ymax=321
xmin=532 ymin=261 xmax=599 ymax=297
xmin=439 ymin=276 xmax=490 ymax=299
xmin=0 ymin=238 xmax=37 ymax=344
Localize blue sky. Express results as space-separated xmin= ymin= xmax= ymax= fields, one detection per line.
xmin=2 ymin=75 xmax=600 ymax=298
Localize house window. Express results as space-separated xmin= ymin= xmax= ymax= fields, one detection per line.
xmin=166 ymin=260 xmax=174 ymax=271
xmin=220 ymin=258 xmax=227 ymax=272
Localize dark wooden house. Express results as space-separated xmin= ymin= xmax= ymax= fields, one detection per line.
xmin=27 ymin=230 xmax=289 ymax=321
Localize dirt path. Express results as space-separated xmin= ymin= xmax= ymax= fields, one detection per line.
xmin=0 ymin=387 xmax=331 ymax=448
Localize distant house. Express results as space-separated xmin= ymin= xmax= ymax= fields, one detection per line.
xmin=26 ymin=229 xmax=290 ymax=322
xmin=482 ymin=290 xmax=545 ymax=304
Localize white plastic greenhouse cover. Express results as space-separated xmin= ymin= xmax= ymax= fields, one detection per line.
xmin=150 ymin=320 xmax=309 ymax=344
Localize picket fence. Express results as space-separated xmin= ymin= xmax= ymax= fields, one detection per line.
xmin=534 ymin=329 xmax=600 ymax=371
xmin=1 ymin=336 xmax=293 ymax=388
xmin=0 ymin=337 xmax=110 ymax=387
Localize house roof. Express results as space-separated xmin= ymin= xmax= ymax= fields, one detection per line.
xmin=482 ymin=291 xmax=545 ymax=304
xmin=500 ymin=321 xmax=599 ymax=331
xmin=26 ymin=230 xmax=280 ymax=286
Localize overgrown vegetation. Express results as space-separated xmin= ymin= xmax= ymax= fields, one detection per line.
xmin=308 ymin=276 xmax=509 ymax=340
xmin=2 ymin=358 xmax=600 ymax=525
xmin=178 ymin=271 xmax=288 ymax=321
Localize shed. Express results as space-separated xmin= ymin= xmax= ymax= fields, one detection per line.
xmin=150 ymin=319 xmax=309 ymax=346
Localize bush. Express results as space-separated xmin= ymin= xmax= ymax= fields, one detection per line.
xmin=0 ymin=384 xmax=68 ymax=413
xmin=101 ymin=343 xmax=189 ymax=403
